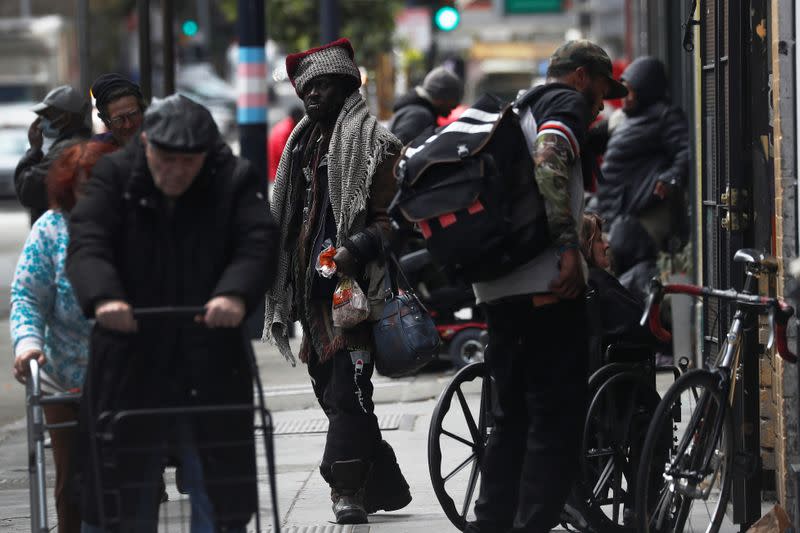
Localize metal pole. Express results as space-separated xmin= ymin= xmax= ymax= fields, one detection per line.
xmin=162 ymin=0 xmax=175 ymax=95
xmin=20 ymin=0 xmax=31 ymax=17
xmin=76 ymin=0 xmax=90 ymax=96
xmin=237 ymin=0 xmax=267 ymax=340
xmin=320 ymin=0 xmax=340 ymax=43
xmin=198 ymin=0 xmax=211 ymax=49
xmin=138 ymin=0 xmax=152 ymax=101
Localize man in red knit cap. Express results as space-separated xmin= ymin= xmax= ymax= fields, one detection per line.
xmin=264 ymin=39 xmax=411 ymax=524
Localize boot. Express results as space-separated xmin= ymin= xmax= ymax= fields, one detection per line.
xmin=328 ymin=460 xmax=369 ymax=524
xmin=364 ymin=440 xmax=412 ymax=514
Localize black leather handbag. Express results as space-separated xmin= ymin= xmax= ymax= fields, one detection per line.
xmin=372 ymin=253 xmax=440 ymax=377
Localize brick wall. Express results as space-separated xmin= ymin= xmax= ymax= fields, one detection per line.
xmin=770 ymin=0 xmax=799 ymax=520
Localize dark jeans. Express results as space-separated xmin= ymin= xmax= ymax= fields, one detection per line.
xmin=43 ymin=403 xmax=81 ymax=533
xmin=307 ymin=346 xmax=381 ymax=484
xmin=475 ymin=297 xmax=588 ymax=533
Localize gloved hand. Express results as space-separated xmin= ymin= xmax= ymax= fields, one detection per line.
xmin=333 ymin=246 xmax=359 ymax=278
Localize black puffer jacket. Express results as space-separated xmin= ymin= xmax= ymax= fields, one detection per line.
xmin=594 ymin=58 xmax=690 ymax=224
xmin=67 ymin=136 xmax=278 ymax=527
xmin=387 ymin=90 xmax=437 ymax=145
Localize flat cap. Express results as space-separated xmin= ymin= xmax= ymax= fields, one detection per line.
xmin=143 ymin=94 xmax=219 ymax=153
xmin=32 ymin=85 xmax=89 ymax=115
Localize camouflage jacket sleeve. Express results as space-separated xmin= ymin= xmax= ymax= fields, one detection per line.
xmin=533 ymin=132 xmax=578 ymax=249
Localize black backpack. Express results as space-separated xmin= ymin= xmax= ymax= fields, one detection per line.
xmin=389 ymin=93 xmax=550 ymax=283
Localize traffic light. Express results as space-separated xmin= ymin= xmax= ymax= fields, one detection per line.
xmin=433 ymin=2 xmax=460 ymax=32
xmin=181 ymin=19 xmax=199 ymax=37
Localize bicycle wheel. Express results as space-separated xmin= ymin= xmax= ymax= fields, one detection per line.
xmin=635 ymin=369 xmax=733 ymax=533
xmin=580 ymin=370 xmax=660 ymax=531
xmin=428 ymin=361 xmax=490 ymax=531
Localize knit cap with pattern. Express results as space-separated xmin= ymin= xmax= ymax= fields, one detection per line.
xmin=286 ymin=38 xmax=361 ymax=96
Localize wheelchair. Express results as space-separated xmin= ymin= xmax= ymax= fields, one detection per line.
xmin=427 ymin=293 xmax=685 ymax=532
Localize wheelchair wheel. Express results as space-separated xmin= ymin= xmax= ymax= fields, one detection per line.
xmin=428 ymin=361 xmax=491 ymax=531
xmin=449 ymin=328 xmax=486 ymax=370
xmin=579 ymin=370 xmax=661 ymax=531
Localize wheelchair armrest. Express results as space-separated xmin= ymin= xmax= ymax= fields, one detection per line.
xmin=603 ymin=342 xmax=654 ymax=364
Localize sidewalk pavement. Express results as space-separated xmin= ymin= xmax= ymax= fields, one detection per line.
xmin=0 ymin=340 xmax=769 ymax=532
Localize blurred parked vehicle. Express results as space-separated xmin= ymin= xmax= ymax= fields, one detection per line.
xmin=0 ymin=16 xmax=76 ymax=104
xmin=0 ymin=127 xmax=29 ymax=198
xmin=0 ymin=102 xmax=38 ymax=198
xmin=177 ymin=63 xmax=237 ymax=141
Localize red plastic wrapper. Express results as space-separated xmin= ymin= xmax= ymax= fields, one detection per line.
xmin=316 ymin=244 xmax=337 ymax=278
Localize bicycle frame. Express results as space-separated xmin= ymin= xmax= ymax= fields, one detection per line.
xmin=643 ymin=264 xmax=793 ymax=501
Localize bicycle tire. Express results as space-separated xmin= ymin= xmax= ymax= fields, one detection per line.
xmin=428 ymin=361 xmax=488 ymax=531
xmin=579 ymin=370 xmax=660 ymax=532
xmin=635 ymin=369 xmax=733 ymax=533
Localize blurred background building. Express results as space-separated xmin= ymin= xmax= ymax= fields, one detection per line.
xmin=1 ymin=0 xmax=800 ymax=528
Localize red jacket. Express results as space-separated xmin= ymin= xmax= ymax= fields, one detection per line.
xmin=267 ymin=116 xmax=297 ymax=182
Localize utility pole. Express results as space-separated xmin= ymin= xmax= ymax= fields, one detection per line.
xmin=76 ymin=0 xmax=90 ymax=95
xmin=320 ymin=0 xmax=340 ymax=43
xmin=237 ymin=0 xmax=267 ymax=339
xmin=162 ymin=0 xmax=175 ymax=94
xmin=137 ymin=0 xmax=152 ymax=101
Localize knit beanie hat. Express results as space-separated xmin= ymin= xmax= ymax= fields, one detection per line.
xmin=91 ymin=73 xmax=143 ymax=112
xmin=417 ymin=66 xmax=464 ymax=103
xmin=286 ymin=38 xmax=361 ymax=97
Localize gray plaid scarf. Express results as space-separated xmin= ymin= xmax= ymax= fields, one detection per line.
xmin=263 ymin=91 xmax=400 ymax=364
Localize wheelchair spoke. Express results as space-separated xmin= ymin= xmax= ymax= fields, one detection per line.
xmin=461 ymin=455 xmax=480 ymax=519
xmin=593 ymin=456 xmax=615 ymax=499
xmin=612 ymin=452 xmax=624 ymax=523
xmin=440 ymin=428 xmax=475 ymax=449
xmin=455 ymin=388 xmax=480 ymax=445
xmin=444 ymin=453 xmax=477 ymax=483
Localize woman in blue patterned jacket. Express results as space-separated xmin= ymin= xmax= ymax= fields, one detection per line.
xmin=10 ymin=141 xmax=115 ymax=533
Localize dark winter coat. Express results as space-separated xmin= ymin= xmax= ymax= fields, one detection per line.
xmin=594 ymin=101 xmax=689 ymax=224
xmin=66 ymin=137 xmax=278 ymax=527
xmin=387 ymin=90 xmax=438 ymax=145
xmin=586 ymin=267 xmax=662 ymax=370
xmin=15 ymin=128 xmax=91 ymax=222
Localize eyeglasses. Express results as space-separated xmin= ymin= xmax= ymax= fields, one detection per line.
xmin=107 ymin=109 xmax=142 ymax=128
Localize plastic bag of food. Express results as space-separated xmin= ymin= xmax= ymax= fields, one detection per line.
xmin=316 ymin=239 xmax=337 ymax=279
xmin=332 ymin=277 xmax=369 ymax=328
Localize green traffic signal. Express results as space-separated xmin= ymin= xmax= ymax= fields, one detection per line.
xmin=182 ymin=19 xmax=199 ymax=37
xmin=434 ymin=6 xmax=460 ymax=31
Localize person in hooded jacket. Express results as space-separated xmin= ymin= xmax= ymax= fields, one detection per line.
xmin=66 ymin=94 xmax=278 ymax=532
xmin=15 ymin=86 xmax=92 ymax=224
xmin=466 ymin=40 xmax=627 ymax=533
xmin=588 ymin=56 xmax=690 ymax=253
xmin=388 ymin=66 xmax=464 ymax=145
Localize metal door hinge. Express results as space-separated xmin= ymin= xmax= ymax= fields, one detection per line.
xmin=720 ymin=187 xmax=750 ymax=232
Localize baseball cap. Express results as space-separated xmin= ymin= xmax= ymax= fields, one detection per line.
xmin=548 ymin=40 xmax=628 ymax=99
xmin=143 ymin=94 xmax=219 ymax=153
xmin=32 ymin=85 xmax=89 ymax=115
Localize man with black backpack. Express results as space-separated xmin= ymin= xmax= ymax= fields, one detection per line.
xmin=465 ymin=41 xmax=628 ymax=533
